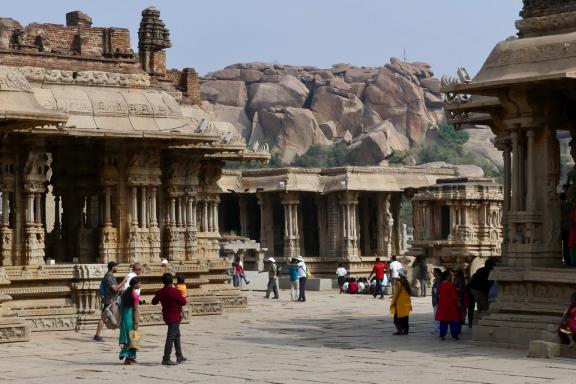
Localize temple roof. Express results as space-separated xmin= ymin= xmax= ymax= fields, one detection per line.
xmin=0 ymin=65 xmax=67 ymax=127
xmin=219 ymin=166 xmax=455 ymax=194
xmin=443 ymin=31 xmax=576 ymax=95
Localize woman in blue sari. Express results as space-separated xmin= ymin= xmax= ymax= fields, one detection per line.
xmin=119 ymin=276 xmax=140 ymax=365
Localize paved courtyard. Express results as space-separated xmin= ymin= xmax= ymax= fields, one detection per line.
xmin=2 ymin=290 xmax=575 ymax=384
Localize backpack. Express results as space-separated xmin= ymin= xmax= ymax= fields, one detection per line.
xmin=306 ymin=266 xmax=312 ymax=279
xmin=101 ymin=298 xmax=121 ymax=330
xmin=98 ymin=281 xmax=106 ymax=298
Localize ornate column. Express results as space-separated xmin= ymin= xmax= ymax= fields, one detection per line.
xmin=338 ymin=191 xmax=359 ymax=260
xmin=281 ymin=192 xmax=300 ymax=258
xmin=131 ymin=187 xmax=138 ymax=227
xmin=257 ymin=192 xmax=274 ymax=257
xmin=238 ymin=195 xmax=249 ymax=238
xmin=377 ymin=193 xmax=393 ymax=259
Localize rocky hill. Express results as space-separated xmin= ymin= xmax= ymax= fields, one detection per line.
xmin=200 ymin=58 xmax=445 ymax=165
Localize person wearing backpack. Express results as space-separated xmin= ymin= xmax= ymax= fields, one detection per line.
xmin=94 ymin=261 xmax=128 ymax=342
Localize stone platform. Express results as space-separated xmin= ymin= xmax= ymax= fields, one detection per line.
xmin=1 ymin=291 xmax=575 ymax=383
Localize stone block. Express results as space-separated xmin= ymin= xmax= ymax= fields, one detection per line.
xmin=527 ymin=340 xmax=561 ymax=359
xmin=278 ymin=277 xmax=335 ymax=291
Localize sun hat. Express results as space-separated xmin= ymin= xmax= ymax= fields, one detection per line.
xmin=267 ymin=257 xmax=276 ymax=263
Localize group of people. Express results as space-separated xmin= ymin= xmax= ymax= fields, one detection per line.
xmin=261 ymin=256 xmax=309 ymax=302
xmin=94 ymin=261 xmax=188 ymax=366
xmin=430 ymin=260 xmax=497 ymax=340
xmin=337 ymin=257 xmax=404 ymax=298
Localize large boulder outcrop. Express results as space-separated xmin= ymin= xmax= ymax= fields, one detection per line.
xmin=258 ymin=107 xmax=330 ymax=163
xmin=311 ymin=86 xmax=364 ymax=137
xmin=198 ymin=58 xmax=447 ymax=165
xmin=248 ymin=75 xmax=309 ymax=111
xmin=202 ymin=102 xmax=251 ymax=140
xmin=200 ymin=80 xmax=247 ymax=107
xmin=348 ymin=120 xmax=409 ymax=165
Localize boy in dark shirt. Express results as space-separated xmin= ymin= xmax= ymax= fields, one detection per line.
xmin=152 ymin=273 xmax=187 ymax=366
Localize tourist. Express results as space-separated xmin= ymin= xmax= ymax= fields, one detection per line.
xmin=469 ymin=259 xmax=495 ymax=318
xmin=336 ymin=263 xmax=347 ymax=293
xmin=231 ymin=262 xmax=240 ymax=287
xmin=123 ymin=263 xmax=143 ymax=295
xmin=175 ymin=274 xmax=187 ymax=299
xmin=119 ymin=276 xmax=141 ymax=365
xmin=561 ymin=193 xmax=572 ymax=266
xmin=152 ymin=273 xmax=187 ymax=366
xmin=94 ymin=261 xmax=128 ymax=342
xmin=297 ymin=256 xmax=308 ymax=302
xmin=559 ymin=292 xmax=576 ymax=347
xmin=452 ymin=269 xmax=467 ymax=334
xmin=431 ymin=268 xmax=442 ymax=334
xmin=347 ymin=277 xmax=359 ymax=294
xmin=358 ymin=278 xmax=366 ymax=294
xmin=261 ymin=257 xmax=279 ymax=299
xmin=288 ymin=258 xmax=300 ymax=301
xmin=389 ymin=256 xmax=402 ymax=295
xmin=368 ymin=257 xmax=387 ymax=299
xmin=390 ymin=269 xmax=412 ymax=335
xmin=342 ymin=277 xmax=350 ymax=293
xmin=417 ymin=259 xmax=429 ymax=297
xmin=436 ymin=271 xmax=460 ymax=340
xmin=233 ymin=259 xmax=250 ymax=286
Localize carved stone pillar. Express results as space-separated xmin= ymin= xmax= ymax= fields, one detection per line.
xmin=131 ymin=187 xmax=138 ymax=227
xmin=238 ymin=195 xmax=249 ymax=238
xmin=377 ymin=193 xmax=393 ymax=259
xmin=339 ymin=191 xmax=359 ymax=260
xmin=257 ymin=192 xmax=274 ymax=257
xmin=282 ymin=192 xmax=300 ymax=259
xmin=390 ymin=194 xmax=402 ymax=256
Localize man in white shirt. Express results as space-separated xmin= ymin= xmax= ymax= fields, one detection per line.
xmin=335 ymin=263 xmax=347 ymax=293
xmin=389 ymin=256 xmax=403 ymax=295
xmin=124 ymin=263 xmax=143 ymax=296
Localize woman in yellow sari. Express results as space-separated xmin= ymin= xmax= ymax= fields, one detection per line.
xmin=390 ymin=268 xmax=412 ymax=335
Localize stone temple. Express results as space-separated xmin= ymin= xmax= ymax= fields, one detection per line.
xmin=443 ymin=0 xmax=576 ymax=351
xmin=0 ymin=8 xmax=270 ymax=342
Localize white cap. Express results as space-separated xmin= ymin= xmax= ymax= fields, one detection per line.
xmin=267 ymin=257 xmax=276 ymax=263
xmin=161 ymin=258 xmax=168 ymax=266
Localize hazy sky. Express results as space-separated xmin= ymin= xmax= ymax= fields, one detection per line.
xmin=2 ymin=1 xmax=523 ymax=78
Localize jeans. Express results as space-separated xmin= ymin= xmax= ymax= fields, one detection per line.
xmin=393 ymin=314 xmax=409 ymax=334
xmin=373 ymin=279 xmax=384 ymax=298
xmin=266 ymin=277 xmax=278 ymax=298
xmin=232 ymin=275 xmax=240 ymax=287
xmin=298 ymin=277 xmax=307 ymax=301
xmin=419 ymin=279 xmax=427 ymax=297
xmin=440 ymin=321 xmax=459 ymax=338
xmin=337 ymin=276 xmax=346 ymax=292
xmin=290 ymin=280 xmax=299 ymax=301
xmin=163 ymin=322 xmax=183 ymax=362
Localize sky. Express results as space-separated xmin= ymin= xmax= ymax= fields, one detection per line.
xmin=1 ymin=1 xmax=523 ymax=78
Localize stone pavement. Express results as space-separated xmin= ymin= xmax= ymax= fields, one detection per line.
xmin=2 ymin=290 xmax=575 ymax=384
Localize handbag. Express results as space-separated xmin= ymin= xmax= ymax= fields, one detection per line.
xmin=129 ymin=329 xmax=142 ymax=350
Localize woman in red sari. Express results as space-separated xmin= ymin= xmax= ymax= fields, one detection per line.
xmin=435 ymin=271 xmax=460 ymax=340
